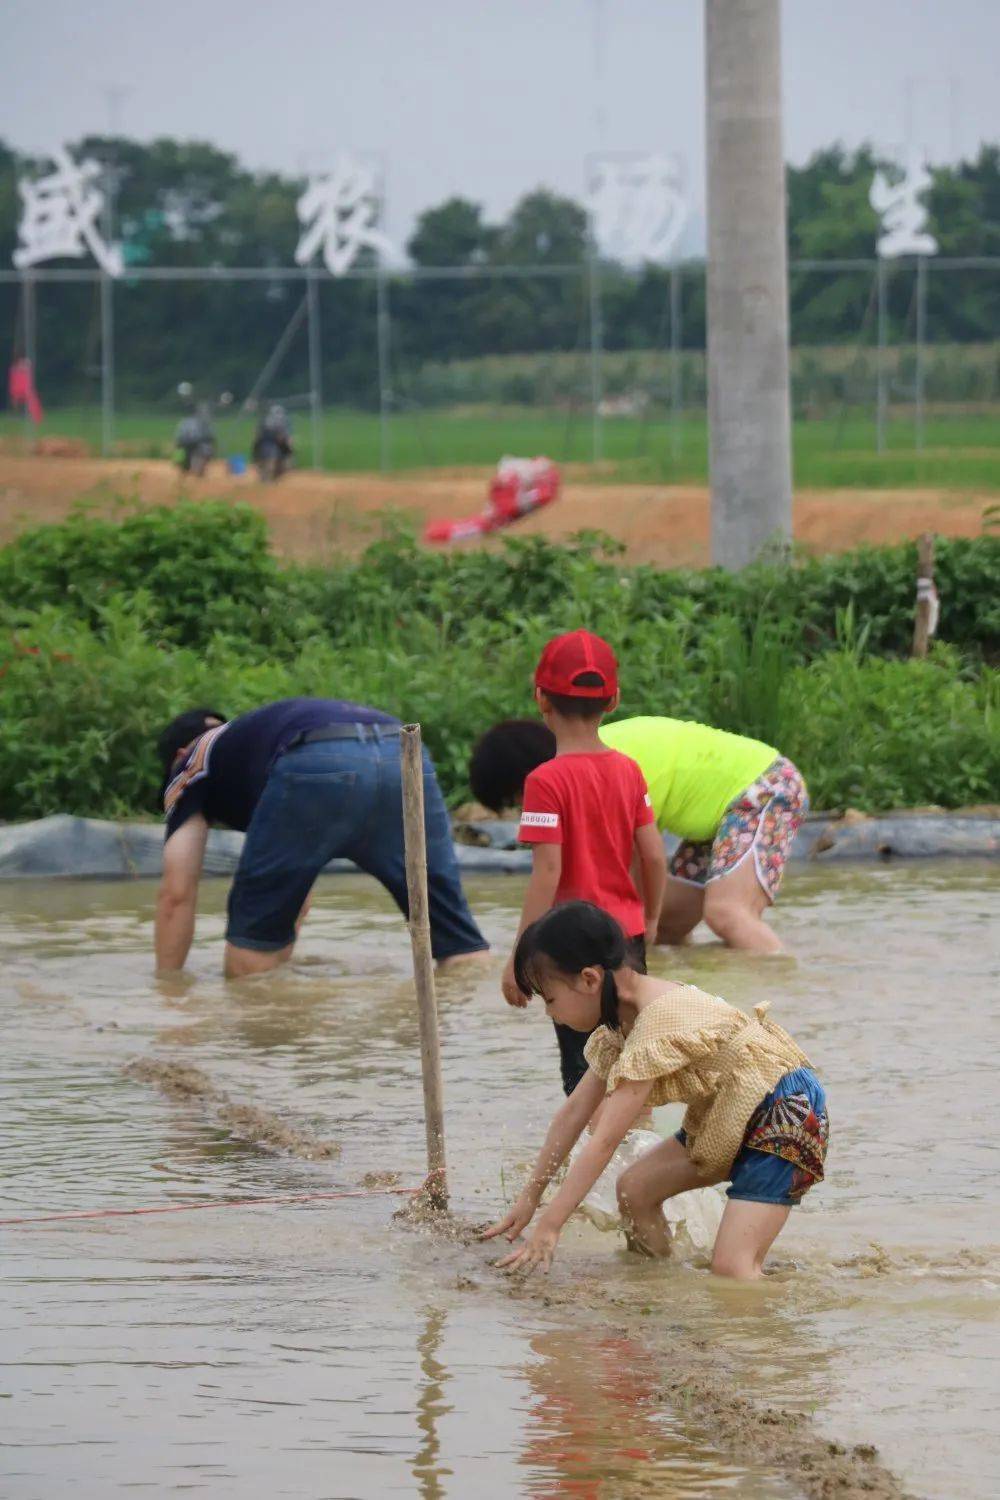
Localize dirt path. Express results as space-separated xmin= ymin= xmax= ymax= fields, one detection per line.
xmin=0 ymin=452 xmax=992 ymax=566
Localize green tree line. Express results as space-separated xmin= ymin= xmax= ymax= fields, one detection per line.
xmin=1 ymin=137 xmax=998 ymax=408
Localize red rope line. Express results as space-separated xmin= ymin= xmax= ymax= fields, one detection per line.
xmin=0 ymin=1182 xmax=435 ymax=1227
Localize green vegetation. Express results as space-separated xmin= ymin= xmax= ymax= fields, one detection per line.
xmin=2 ymin=405 xmax=998 ymax=490
xmin=1 ymin=503 xmax=997 ymax=821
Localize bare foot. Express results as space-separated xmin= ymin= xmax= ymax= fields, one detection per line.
xmin=436 ymin=949 xmax=491 ymax=975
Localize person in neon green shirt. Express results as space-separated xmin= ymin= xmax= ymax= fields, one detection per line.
xmin=469 ymin=717 xmax=808 ymax=953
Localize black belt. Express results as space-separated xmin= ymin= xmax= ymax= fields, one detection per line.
xmin=293 ymin=722 xmax=403 ymax=745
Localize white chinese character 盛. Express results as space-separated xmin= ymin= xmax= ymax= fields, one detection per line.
xmin=588 ymin=153 xmax=687 ymax=266
xmin=14 ymin=147 xmax=123 ymax=276
xmin=294 ymin=153 xmax=394 ymax=276
xmin=870 ymin=150 xmax=939 ymax=259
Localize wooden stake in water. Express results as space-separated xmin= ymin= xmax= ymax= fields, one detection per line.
xmin=400 ymin=724 xmax=448 ymax=1210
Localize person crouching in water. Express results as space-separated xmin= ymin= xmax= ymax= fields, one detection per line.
xmin=483 ymin=901 xmax=827 ymax=1279
xmin=470 ymin=716 xmax=808 ymax=954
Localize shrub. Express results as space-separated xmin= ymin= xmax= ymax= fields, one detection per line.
xmin=779 ymin=646 xmax=1000 ymax=811
xmin=3 ymin=504 xmax=998 ymax=662
xmin=0 ymin=500 xmax=280 ymax=650
xmin=0 ymin=505 xmax=997 ymax=820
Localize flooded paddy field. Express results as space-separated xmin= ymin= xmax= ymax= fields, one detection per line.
xmin=2 ymin=863 xmax=998 ymax=1499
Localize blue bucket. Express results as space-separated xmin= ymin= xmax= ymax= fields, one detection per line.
xmin=227 ymin=454 xmax=247 ymax=476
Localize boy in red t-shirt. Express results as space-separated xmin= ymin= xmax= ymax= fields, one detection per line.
xmin=502 ymin=630 xmax=667 ymax=1094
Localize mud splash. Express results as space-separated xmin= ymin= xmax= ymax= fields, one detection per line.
xmin=124 ymin=1056 xmax=340 ymax=1160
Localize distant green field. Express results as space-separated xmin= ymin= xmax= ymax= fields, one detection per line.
xmin=2 ymin=405 xmax=999 ymax=490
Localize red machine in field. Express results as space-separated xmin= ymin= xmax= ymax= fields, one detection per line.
xmin=424 ymin=456 xmax=560 ymax=545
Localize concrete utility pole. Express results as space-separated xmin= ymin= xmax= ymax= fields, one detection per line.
xmin=705 ymin=0 xmax=793 ymax=569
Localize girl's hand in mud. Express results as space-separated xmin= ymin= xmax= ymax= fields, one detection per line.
xmin=494 ymin=1220 xmax=560 ymax=1275
xmin=480 ymin=1190 xmax=538 ymax=1244
xmin=501 ymin=957 xmax=529 ymax=1009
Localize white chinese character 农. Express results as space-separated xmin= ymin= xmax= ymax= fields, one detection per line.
xmin=588 ymin=154 xmax=688 ymax=266
xmin=294 ymin=154 xmax=394 ymax=276
xmin=870 ymin=150 xmax=939 ymax=259
xmin=14 ymin=147 xmax=123 ymax=276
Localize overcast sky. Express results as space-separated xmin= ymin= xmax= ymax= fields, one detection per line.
xmin=3 ymin=0 xmax=998 ymax=256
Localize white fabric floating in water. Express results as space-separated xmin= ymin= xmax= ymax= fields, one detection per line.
xmin=569 ymin=1128 xmax=725 ymax=1256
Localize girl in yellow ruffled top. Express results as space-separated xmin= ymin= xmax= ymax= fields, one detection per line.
xmin=483 ymin=901 xmax=828 ymax=1280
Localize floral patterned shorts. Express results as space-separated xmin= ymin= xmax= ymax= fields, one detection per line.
xmin=669 ymin=757 xmax=808 ymax=904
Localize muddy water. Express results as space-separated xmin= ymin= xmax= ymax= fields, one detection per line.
xmin=1 ymin=863 xmax=997 ymax=1499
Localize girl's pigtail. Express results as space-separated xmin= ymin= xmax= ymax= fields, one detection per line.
xmin=599 ymin=968 xmax=622 ymax=1032
xmin=512 ymin=900 xmax=629 ymax=1021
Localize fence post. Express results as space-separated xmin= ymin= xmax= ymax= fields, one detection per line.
xmin=400 ymin=723 xmax=448 ymax=1210
xmin=376 ymin=265 xmax=391 ymax=473
xmin=307 ymin=268 xmax=323 ymax=470
xmin=100 ymin=271 xmax=115 ymax=457
xmin=875 ymin=256 xmax=887 ymax=455
xmin=915 ymin=256 xmax=927 ymax=454
xmin=670 ymin=262 xmax=683 ymax=465
xmin=588 ymin=242 xmax=604 ymax=464
xmin=22 ymin=273 xmax=37 ymax=446
xmin=911 ymin=532 xmax=938 ymax=659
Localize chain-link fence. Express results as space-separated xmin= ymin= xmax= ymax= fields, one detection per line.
xmin=2 ymin=259 xmax=998 ymax=483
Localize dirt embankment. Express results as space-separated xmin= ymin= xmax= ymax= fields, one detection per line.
xmin=0 ymin=451 xmax=993 ymax=567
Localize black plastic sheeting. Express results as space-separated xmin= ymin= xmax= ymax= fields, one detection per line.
xmin=0 ymin=811 xmax=996 ymax=880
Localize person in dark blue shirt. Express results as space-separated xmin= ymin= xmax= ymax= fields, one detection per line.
xmin=155 ymin=698 xmax=488 ymax=978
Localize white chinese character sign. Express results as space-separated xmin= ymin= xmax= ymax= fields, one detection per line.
xmin=294 ymin=153 xmax=394 ymax=276
xmin=587 ymin=153 xmax=688 ymax=266
xmin=869 ymin=149 xmax=939 ymax=259
xmin=14 ymin=146 xmax=123 ymax=276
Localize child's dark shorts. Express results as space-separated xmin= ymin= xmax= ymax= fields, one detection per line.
xmin=676 ymin=1066 xmax=828 ymax=1207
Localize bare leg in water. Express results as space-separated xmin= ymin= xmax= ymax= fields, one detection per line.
xmin=616 ymin=1136 xmax=789 ymax=1278
xmin=616 ymin=1136 xmax=719 ymax=1256
xmin=702 ymin=852 xmax=784 ymax=954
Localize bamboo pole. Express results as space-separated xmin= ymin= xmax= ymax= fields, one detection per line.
xmin=911 ymin=532 xmax=938 ymax=659
xmin=400 ymin=723 xmax=448 ymax=1209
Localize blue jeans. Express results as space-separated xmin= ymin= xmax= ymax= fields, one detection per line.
xmin=226 ymin=733 xmax=488 ymax=960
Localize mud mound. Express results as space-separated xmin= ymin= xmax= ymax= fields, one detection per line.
xmin=215 ymin=1100 xmax=339 ymax=1160
xmin=33 ymin=437 xmax=89 ymax=459
xmin=402 ymin=1211 xmax=910 ymax=1500
xmin=125 ymin=1057 xmax=218 ymax=1099
xmin=652 ymin=1371 xmax=902 ymax=1500
xmin=125 ymin=1055 xmax=340 ymax=1160
xmin=360 ymin=1169 xmax=401 ymax=1188
xmin=834 ymin=1240 xmax=1000 ymax=1281
xmin=532 ymin=1275 xmax=907 ymax=1498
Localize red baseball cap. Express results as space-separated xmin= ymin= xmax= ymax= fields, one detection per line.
xmin=534 ymin=629 xmax=619 ymax=698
